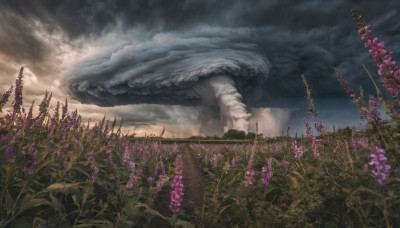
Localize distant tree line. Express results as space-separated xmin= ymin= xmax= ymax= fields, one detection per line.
xmin=223 ymin=129 xmax=263 ymax=140
xmin=188 ymin=129 xmax=263 ymax=140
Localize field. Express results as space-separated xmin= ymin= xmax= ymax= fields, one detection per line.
xmin=1 ymin=10 xmax=400 ymax=228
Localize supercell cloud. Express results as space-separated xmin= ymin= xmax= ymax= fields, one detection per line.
xmin=67 ymin=27 xmax=270 ymax=131
xmin=0 ymin=0 xmax=399 ymax=135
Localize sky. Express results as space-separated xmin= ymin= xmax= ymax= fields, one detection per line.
xmin=0 ymin=0 xmax=399 ymax=137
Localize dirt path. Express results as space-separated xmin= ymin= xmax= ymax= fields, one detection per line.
xmin=181 ymin=145 xmax=207 ymax=218
xmin=151 ymin=145 xmax=207 ymax=227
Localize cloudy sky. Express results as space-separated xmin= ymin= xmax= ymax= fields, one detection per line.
xmin=0 ymin=0 xmax=399 ymax=137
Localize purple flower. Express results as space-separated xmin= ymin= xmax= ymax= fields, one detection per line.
xmin=154 ymin=174 xmax=169 ymax=194
xmin=105 ymin=149 xmax=114 ymax=165
xmin=13 ymin=68 xmax=24 ymax=113
xmin=5 ymin=146 xmax=14 ymax=155
xmin=231 ymin=158 xmax=236 ymax=167
xmin=56 ymin=149 xmax=68 ymax=168
xmin=0 ymin=86 xmax=13 ymax=112
xmin=88 ymin=150 xmax=99 ymax=181
xmin=291 ymin=140 xmax=303 ymax=158
xmin=353 ymin=10 xmax=400 ymax=117
xmin=261 ymin=158 xmax=273 ymax=187
xmin=53 ymin=101 xmax=60 ymax=122
xmin=390 ymin=106 xmax=399 ymax=117
xmin=343 ymin=82 xmax=355 ymax=99
xmin=247 ymin=147 xmax=256 ymax=170
xmin=147 ymin=177 xmax=155 ymax=184
xmin=170 ymin=154 xmax=184 ymax=213
xmin=244 ymin=169 xmax=255 ymax=187
xmin=160 ymin=162 xmax=166 ymax=175
xmin=48 ymin=124 xmax=56 ymax=138
xmin=210 ymin=153 xmax=222 ymax=167
xmin=128 ymin=161 xmax=135 ymax=172
xmin=126 ymin=182 xmax=133 ymax=189
xmin=125 ymin=173 xmax=137 ymax=189
xmin=282 ymin=161 xmax=290 ymax=173
xmin=123 ymin=143 xmax=131 ymax=163
xmin=368 ymin=96 xmax=381 ymax=123
xmin=368 ymin=144 xmax=390 ymax=185
xmin=273 ymin=143 xmax=282 ymax=155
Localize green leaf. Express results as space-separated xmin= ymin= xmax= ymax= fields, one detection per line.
xmin=73 ymin=219 xmax=114 ymax=228
xmin=175 ymin=219 xmax=195 ymax=228
xmin=72 ymin=167 xmax=91 ymax=178
xmin=135 ymin=202 xmax=169 ymax=222
xmin=5 ymin=191 xmax=14 ymax=215
xmin=20 ymin=198 xmax=51 ymax=213
xmin=44 ymin=182 xmax=88 ymax=192
xmin=49 ymin=192 xmax=63 ymax=213
xmin=46 ymin=183 xmax=69 ymax=190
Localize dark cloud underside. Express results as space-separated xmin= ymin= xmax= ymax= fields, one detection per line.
xmin=0 ymin=0 xmax=399 ymax=134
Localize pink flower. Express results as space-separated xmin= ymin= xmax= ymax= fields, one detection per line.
xmin=261 ymin=158 xmax=273 ymax=187
xmin=147 ymin=177 xmax=155 ymax=184
xmin=291 ymin=140 xmax=303 ymax=158
xmin=0 ymin=85 xmax=13 ymax=112
xmin=88 ymin=150 xmax=99 ymax=181
xmin=170 ymin=154 xmax=184 ymax=213
xmin=368 ymin=143 xmax=390 ymax=185
xmin=353 ymin=10 xmax=400 ymax=118
xmin=244 ymin=169 xmax=255 ymax=187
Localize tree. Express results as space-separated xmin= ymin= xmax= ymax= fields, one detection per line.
xmin=223 ymin=129 xmax=246 ymax=139
xmin=245 ymin=132 xmax=256 ymax=140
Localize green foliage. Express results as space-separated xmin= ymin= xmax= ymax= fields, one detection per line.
xmin=0 ymin=71 xmax=183 ymax=227
xmin=223 ymin=129 xmax=246 ymax=139
xmin=223 ymin=129 xmax=258 ymax=140
xmin=189 ymin=133 xmax=400 ymax=227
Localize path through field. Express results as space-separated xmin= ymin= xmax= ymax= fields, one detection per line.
xmin=182 ymin=145 xmax=207 ymax=217
xmin=151 ymin=145 xmax=207 ymax=227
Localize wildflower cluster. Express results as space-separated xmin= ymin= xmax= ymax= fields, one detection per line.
xmin=352 ymin=9 xmax=400 ymax=118
xmin=231 ymin=156 xmax=242 ymax=167
xmin=88 ymin=150 xmax=99 ymax=181
xmin=368 ymin=144 xmax=391 ymax=185
xmin=340 ymin=79 xmax=355 ymax=99
xmin=244 ymin=144 xmax=257 ymax=187
xmin=210 ymin=152 xmax=222 ymax=167
xmin=360 ymin=95 xmax=382 ymax=122
xmin=243 ymin=169 xmax=255 ymax=187
xmin=0 ymin=68 xmax=184 ymax=226
xmin=282 ymin=161 xmax=290 ymax=173
xmin=291 ymin=140 xmax=303 ymax=158
xmin=337 ymin=68 xmax=383 ymax=125
xmin=20 ymin=143 xmax=38 ymax=173
xmin=154 ymin=174 xmax=169 ymax=195
xmin=170 ymin=154 xmax=184 ymax=214
xmin=0 ymin=85 xmax=13 ymax=112
xmin=261 ymin=158 xmax=273 ymax=187
xmin=13 ymin=67 xmax=24 ymax=115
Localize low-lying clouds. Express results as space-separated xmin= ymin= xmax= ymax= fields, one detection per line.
xmin=0 ymin=0 xmax=399 ymax=137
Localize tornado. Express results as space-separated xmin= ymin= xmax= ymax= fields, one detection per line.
xmin=195 ymin=75 xmax=251 ymax=132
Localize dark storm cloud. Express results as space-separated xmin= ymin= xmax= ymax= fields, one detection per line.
xmin=60 ymin=0 xmax=399 ymax=107
xmin=1 ymin=0 xmax=400 ymax=134
xmin=67 ymin=27 xmax=270 ymax=106
xmin=1 ymin=1 xmax=399 ymax=96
